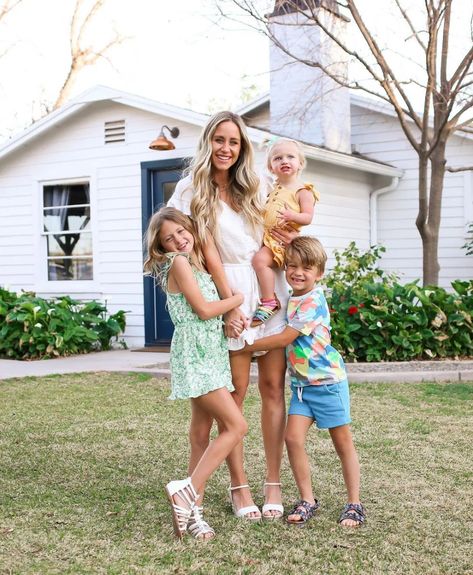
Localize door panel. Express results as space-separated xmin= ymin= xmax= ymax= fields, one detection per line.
xmin=142 ymin=159 xmax=185 ymax=347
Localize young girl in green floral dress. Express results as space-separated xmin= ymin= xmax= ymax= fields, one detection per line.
xmin=144 ymin=206 xmax=247 ymax=541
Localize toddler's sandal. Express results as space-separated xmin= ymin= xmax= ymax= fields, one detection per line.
xmin=250 ymin=295 xmax=281 ymax=327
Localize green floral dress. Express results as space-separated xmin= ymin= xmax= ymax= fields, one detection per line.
xmin=161 ymin=253 xmax=234 ymax=400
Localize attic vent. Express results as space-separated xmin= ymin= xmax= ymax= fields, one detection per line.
xmin=104 ymin=120 xmax=125 ymax=144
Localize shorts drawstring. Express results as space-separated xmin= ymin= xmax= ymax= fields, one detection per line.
xmin=297 ymin=386 xmax=303 ymax=403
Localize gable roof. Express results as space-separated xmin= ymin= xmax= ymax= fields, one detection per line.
xmin=0 ymin=85 xmax=210 ymax=163
xmin=0 ymin=85 xmax=401 ymax=178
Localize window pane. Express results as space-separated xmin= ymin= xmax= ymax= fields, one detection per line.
xmin=44 ymin=183 xmax=90 ymax=208
xmin=48 ymin=258 xmax=93 ymax=281
xmin=44 ymin=205 xmax=91 ymax=233
xmin=43 ymin=182 xmax=93 ymax=282
xmin=46 ymin=232 xmax=92 ymax=258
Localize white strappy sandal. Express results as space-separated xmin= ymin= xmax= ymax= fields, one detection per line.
xmin=165 ymin=477 xmax=198 ymax=539
xmin=187 ymin=506 xmax=215 ymax=540
xmin=228 ymin=484 xmax=261 ymax=521
xmin=262 ymin=482 xmax=284 ymax=520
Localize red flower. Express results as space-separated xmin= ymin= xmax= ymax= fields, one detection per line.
xmin=359 ymin=303 xmax=365 ymax=308
xmin=348 ymin=306 xmax=359 ymax=315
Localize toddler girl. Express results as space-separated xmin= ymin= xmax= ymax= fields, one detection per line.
xmin=144 ymin=206 xmax=247 ymax=540
xmin=251 ymin=138 xmax=319 ymax=327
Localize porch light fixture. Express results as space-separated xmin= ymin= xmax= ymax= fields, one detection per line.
xmin=149 ymin=125 xmax=180 ymax=151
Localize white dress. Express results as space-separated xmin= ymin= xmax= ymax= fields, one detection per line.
xmin=168 ymin=175 xmax=288 ymax=350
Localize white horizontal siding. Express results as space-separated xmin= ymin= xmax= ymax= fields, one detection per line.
xmin=0 ymin=101 xmax=204 ymax=346
xmin=351 ymin=103 xmax=473 ymax=288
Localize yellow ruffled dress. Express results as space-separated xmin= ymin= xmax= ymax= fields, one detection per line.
xmin=263 ymin=182 xmax=320 ymax=267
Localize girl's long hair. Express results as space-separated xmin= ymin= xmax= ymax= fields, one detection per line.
xmin=143 ymin=207 xmax=205 ymax=280
xmin=186 ymin=111 xmax=263 ymax=243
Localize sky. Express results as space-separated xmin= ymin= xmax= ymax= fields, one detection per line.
xmin=0 ymin=0 xmax=269 ymax=141
xmin=0 ymin=0 xmax=471 ymax=143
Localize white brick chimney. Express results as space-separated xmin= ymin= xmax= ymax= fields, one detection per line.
xmin=269 ymin=1 xmax=351 ymax=153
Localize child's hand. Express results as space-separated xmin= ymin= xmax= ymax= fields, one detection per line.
xmin=224 ymin=308 xmax=248 ymax=338
xmin=277 ymin=203 xmax=296 ymax=224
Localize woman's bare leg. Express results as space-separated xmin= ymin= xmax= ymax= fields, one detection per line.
xmin=257 ymin=348 xmax=286 ymax=517
xmin=225 ymin=350 xmax=261 ymax=518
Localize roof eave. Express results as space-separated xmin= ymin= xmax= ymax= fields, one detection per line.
xmin=246 ymin=126 xmax=402 ymax=177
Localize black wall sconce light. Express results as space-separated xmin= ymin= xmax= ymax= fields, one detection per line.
xmin=149 ymin=125 xmax=180 ymax=151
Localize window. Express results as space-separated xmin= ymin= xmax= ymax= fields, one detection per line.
xmin=42 ymin=182 xmax=93 ymax=281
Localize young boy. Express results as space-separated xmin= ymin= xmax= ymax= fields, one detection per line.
xmin=244 ymin=236 xmax=365 ymax=527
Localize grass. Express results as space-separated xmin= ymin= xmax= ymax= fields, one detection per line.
xmin=1 ymin=372 xmax=472 ymax=575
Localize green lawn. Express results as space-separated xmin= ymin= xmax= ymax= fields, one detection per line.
xmin=1 ymin=373 xmax=472 ymax=575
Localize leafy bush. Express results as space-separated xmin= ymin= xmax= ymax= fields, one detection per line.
xmin=324 ymin=242 xmax=473 ymax=362
xmin=0 ymin=288 xmax=127 ymax=360
xmin=463 ymin=222 xmax=473 ymax=256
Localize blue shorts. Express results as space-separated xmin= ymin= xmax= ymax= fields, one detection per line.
xmin=288 ymin=379 xmax=351 ymax=429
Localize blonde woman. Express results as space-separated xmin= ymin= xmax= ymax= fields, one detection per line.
xmin=168 ymin=111 xmax=293 ymax=528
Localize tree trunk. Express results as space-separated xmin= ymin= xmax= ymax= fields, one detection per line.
xmin=416 ymin=143 xmax=447 ymax=286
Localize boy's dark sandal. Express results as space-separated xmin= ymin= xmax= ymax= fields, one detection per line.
xmin=286 ymin=499 xmax=320 ymax=527
xmin=338 ymin=503 xmax=366 ymax=526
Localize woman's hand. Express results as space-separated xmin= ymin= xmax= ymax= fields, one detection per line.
xmin=271 ymin=225 xmax=299 ymax=247
xmin=224 ymin=307 xmax=248 ymax=338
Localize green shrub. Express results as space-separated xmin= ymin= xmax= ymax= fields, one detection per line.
xmin=0 ymin=288 xmax=127 ymax=360
xmin=463 ymin=222 xmax=473 ymax=256
xmin=324 ymin=242 xmax=473 ymax=361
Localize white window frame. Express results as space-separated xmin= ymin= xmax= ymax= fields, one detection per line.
xmin=36 ymin=176 xmax=100 ymax=293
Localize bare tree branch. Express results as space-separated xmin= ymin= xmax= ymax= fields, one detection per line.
xmin=53 ymin=0 xmax=128 ymax=110
xmin=393 ymin=0 xmax=428 ymax=52
xmin=0 ymin=0 xmax=22 ymax=22
xmin=446 ymin=165 xmax=473 ymax=172
xmin=217 ymin=0 xmax=473 ymax=285
xmin=0 ymin=0 xmax=23 ymax=60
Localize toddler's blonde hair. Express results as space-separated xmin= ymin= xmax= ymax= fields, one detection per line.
xmin=266 ymin=137 xmax=306 ymax=173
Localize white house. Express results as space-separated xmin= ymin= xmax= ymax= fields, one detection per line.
xmin=0 ymin=2 xmax=471 ymax=348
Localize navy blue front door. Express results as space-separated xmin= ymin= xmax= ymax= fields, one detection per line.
xmin=141 ymin=159 xmax=185 ymax=347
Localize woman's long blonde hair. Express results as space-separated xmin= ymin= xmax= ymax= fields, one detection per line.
xmin=187 ymin=111 xmax=263 ymax=243
xmin=143 ymin=207 xmax=204 ymax=280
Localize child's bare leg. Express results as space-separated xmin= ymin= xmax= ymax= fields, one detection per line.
xmin=186 ymin=402 xmax=215 ymax=539
xmin=188 ymin=401 xmax=213 ymax=506
xmin=251 ymin=246 xmax=280 ymax=327
xmin=329 ymin=424 xmax=361 ymax=527
xmin=285 ymin=414 xmax=316 ymax=521
xmin=252 ymin=246 xmax=277 ymax=300
xmin=190 ymin=388 xmax=248 ymax=493
xmin=168 ymin=388 xmax=247 ymax=537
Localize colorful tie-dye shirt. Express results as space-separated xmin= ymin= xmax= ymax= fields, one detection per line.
xmin=286 ymin=287 xmax=346 ymax=386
